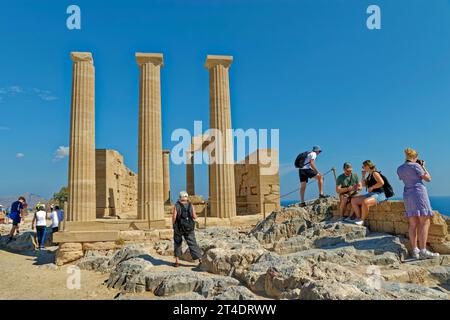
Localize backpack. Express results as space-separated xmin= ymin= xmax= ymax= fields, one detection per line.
xmin=378 ymin=172 xmax=395 ymax=198
xmin=294 ymin=151 xmax=310 ymax=168
xmin=175 ymin=201 xmax=195 ymax=233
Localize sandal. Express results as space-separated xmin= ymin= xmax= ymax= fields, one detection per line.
xmin=174 ymin=262 xmax=179 ymax=267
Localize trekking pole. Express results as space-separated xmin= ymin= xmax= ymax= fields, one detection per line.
xmin=331 ymin=167 xmax=337 ymax=183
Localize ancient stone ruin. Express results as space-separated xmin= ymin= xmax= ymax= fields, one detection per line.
xmin=56 ymin=51 xmax=280 ymax=247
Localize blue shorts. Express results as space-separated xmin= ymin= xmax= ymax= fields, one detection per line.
xmin=9 ymin=212 xmax=21 ymax=225
xmin=364 ymin=192 xmax=386 ymax=204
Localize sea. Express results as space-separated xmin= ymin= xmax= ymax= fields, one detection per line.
xmin=280 ymin=196 xmax=450 ymax=216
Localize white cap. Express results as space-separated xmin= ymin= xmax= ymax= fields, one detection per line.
xmin=179 ymin=191 xmax=189 ymax=199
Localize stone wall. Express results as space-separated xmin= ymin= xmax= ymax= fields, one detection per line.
xmin=55 ymin=228 xmax=174 ymax=266
xmin=96 ymin=149 xmax=137 ymax=218
xmin=234 ymin=149 xmax=280 ymax=215
xmin=334 ymin=200 xmax=450 ymax=254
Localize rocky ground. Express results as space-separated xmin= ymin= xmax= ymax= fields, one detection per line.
xmin=1 ymin=197 xmax=449 ymax=300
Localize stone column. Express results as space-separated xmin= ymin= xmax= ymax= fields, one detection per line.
xmin=136 ymin=53 xmax=165 ymax=221
xmin=67 ymin=52 xmax=96 ymax=222
xmin=162 ymin=150 xmax=171 ymax=204
xmin=205 ymin=55 xmax=236 ymax=218
xmin=186 ymin=151 xmax=195 ymax=196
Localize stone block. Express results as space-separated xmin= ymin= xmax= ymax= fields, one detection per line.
xmin=429 ymin=224 xmax=448 ymax=237
xmin=145 ymin=230 xmax=160 ymax=242
xmin=82 ymin=241 xmax=119 ymax=251
xmin=119 ymin=230 xmax=146 ymax=241
xmin=376 ymin=201 xmax=392 ymax=212
xmin=59 ymin=242 xmax=82 ymax=252
xmin=159 ymin=229 xmax=174 ymax=240
xmin=430 ymin=242 xmax=450 ymax=255
xmin=393 ymin=222 xmax=409 ymax=236
xmin=55 ymin=250 xmax=84 ymax=266
xmin=382 ymin=221 xmax=395 ymax=234
xmin=389 ymin=201 xmax=405 ymax=212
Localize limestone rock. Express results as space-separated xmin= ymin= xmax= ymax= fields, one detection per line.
xmin=56 ymin=250 xmax=84 ymax=266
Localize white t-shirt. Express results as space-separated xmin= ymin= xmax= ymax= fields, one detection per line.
xmin=50 ymin=210 xmax=59 ymax=228
xmin=301 ymin=151 xmax=317 ymax=170
xmin=35 ymin=210 xmax=47 ymax=227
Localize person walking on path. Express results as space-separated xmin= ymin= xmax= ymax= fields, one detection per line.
xmin=32 ymin=204 xmax=49 ymax=250
xmin=336 ymin=162 xmax=362 ymax=220
xmin=172 ymin=191 xmax=202 ymax=268
xmin=397 ymin=148 xmax=439 ymax=260
xmin=297 ymin=146 xmax=327 ymax=207
xmin=49 ymin=207 xmax=59 ymax=233
xmin=351 ymin=160 xmax=386 ymax=226
xmin=8 ymin=196 xmax=26 ymax=241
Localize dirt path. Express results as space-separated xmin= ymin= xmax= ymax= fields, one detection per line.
xmin=0 ymin=247 xmax=119 ymax=300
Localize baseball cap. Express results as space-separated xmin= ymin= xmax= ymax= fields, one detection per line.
xmin=343 ymin=162 xmax=352 ymax=170
xmin=312 ymin=145 xmax=322 ymax=153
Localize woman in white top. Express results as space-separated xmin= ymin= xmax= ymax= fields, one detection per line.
xmin=49 ymin=209 xmax=59 ymax=233
xmin=32 ymin=204 xmax=49 ymax=250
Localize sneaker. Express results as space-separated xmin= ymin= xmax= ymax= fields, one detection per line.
xmin=343 ymin=216 xmax=353 ymax=223
xmin=419 ymin=249 xmax=440 ymax=260
xmin=411 ymin=248 xmax=420 ymax=260
xmin=299 ymin=202 xmax=306 ymax=208
xmin=319 ymin=194 xmax=328 ymax=199
xmin=353 ymin=219 xmax=364 ymax=226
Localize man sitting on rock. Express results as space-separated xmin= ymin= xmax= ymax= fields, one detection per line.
xmin=336 ymin=162 xmax=361 ymax=221
xmin=172 ymin=191 xmax=202 ymax=268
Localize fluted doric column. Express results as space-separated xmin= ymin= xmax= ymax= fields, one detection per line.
xmin=205 ymin=55 xmax=236 ymax=218
xmin=186 ymin=151 xmax=195 ymax=196
xmin=162 ymin=150 xmax=171 ymax=204
xmin=67 ymin=52 xmax=96 ymax=222
xmin=136 ymin=53 xmax=164 ymax=221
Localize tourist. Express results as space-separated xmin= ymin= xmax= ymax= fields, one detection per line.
xmin=172 ymin=191 xmax=202 ymax=268
xmin=8 ymin=196 xmax=26 ymax=241
xmin=298 ymin=145 xmax=327 ymax=207
xmin=336 ymin=162 xmax=362 ymax=220
xmin=49 ymin=206 xmax=60 ymax=233
xmin=397 ymin=148 xmax=439 ymax=260
xmin=350 ymin=160 xmax=386 ymax=226
xmin=55 ymin=205 xmax=64 ymax=224
xmin=32 ymin=204 xmax=49 ymax=250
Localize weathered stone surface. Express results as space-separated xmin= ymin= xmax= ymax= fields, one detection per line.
xmin=82 ymin=241 xmax=119 ymax=251
xmin=56 ymin=250 xmax=84 ymax=266
xmin=0 ymin=232 xmax=40 ymax=251
xmin=430 ymin=242 xmax=450 ymax=255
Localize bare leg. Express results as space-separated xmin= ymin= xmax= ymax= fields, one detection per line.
xmin=361 ymin=197 xmax=376 ymax=221
xmin=9 ymin=225 xmax=17 ymax=238
xmin=351 ymin=196 xmax=363 ymax=219
xmin=418 ymin=216 xmax=431 ymax=250
xmin=339 ymin=195 xmax=348 ymax=216
xmin=408 ymin=217 xmax=419 ymax=250
xmin=300 ymin=182 xmax=307 ymax=203
xmin=315 ymin=174 xmax=324 ymax=195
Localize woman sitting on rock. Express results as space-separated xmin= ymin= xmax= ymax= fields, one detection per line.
xmin=172 ymin=191 xmax=202 ymax=268
xmin=397 ymin=148 xmax=439 ymax=260
xmin=351 ymin=160 xmax=386 ymax=226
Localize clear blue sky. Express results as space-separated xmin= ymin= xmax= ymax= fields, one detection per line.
xmin=1 ymin=0 xmax=449 ymax=201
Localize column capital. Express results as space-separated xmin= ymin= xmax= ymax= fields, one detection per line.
xmin=71 ymin=52 xmax=93 ymax=63
xmin=136 ymin=53 xmax=164 ymax=67
xmin=205 ymin=55 xmax=233 ymax=69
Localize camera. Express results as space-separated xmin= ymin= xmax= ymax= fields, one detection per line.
xmin=416 ymin=159 xmax=424 ymax=166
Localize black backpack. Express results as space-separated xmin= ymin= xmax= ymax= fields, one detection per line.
xmin=176 ymin=201 xmax=195 ymax=233
xmin=378 ymin=172 xmax=395 ymax=198
xmin=294 ymin=151 xmax=310 ymax=168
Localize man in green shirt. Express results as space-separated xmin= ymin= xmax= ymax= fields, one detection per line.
xmin=336 ymin=162 xmax=362 ymax=219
